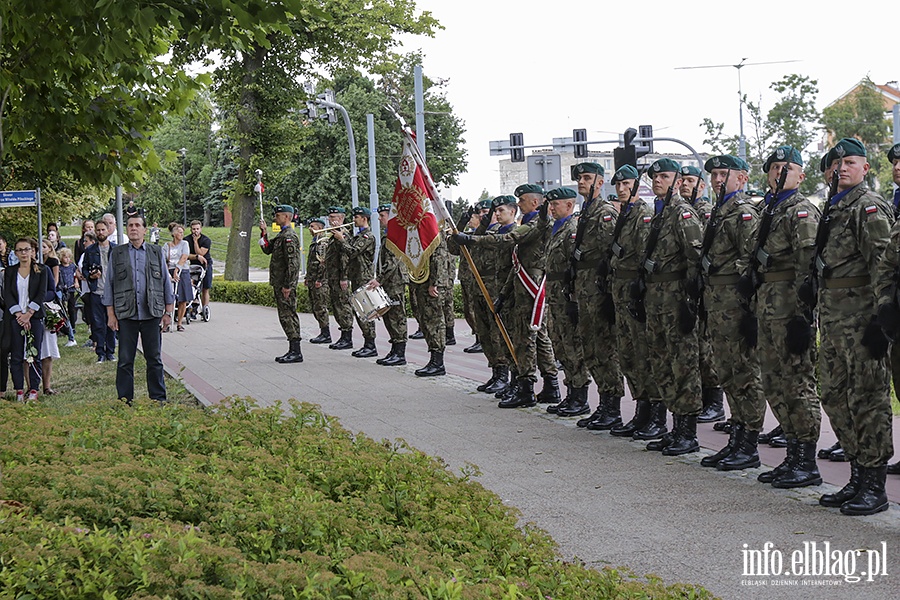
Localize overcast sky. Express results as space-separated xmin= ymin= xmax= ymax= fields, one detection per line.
xmin=398 ymin=0 xmax=899 ymax=200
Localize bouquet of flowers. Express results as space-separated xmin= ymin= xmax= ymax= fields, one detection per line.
xmin=21 ymin=329 xmax=38 ymax=363
xmin=43 ymin=301 xmax=67 ymax=334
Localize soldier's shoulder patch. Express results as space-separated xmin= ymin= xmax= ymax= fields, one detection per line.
xmin=285 ymin=237 xmax=294 ymax=242
xmin=797 ymin=210 xmax=809 ymax=218
xmin=570 ymin=232 xmax=577 ymax=239
xmin=741 ymin=213 xmax=753 ymax=221
xmin=682 ymin=211 xmax=693 ymax=219
xmin=602 ymin=214 xmax=613 ymax=222
xmin=643 ymin=216 xmax=652 ymax=223
xmin=704 ymin=212 xmax=712 ymax=219
xmin=866 ymin=205 xmax=878 ymax=215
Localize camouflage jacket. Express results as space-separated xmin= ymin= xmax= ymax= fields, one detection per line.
xmin=746 ymin=190 xmax=820 ymax=320
xmin=465 ymin=221 xmax=516 ymax=296
xmin=323 ymin=234 xmax=348 ymax=284
xmin=440 ymin=231 xmax=457 ymax=288
xmin=339 ymin=227 xmax=375 ymax=286
xmin=610 ymin=200 xmax=654 ymax=274
xmin=261 ymin=225 xmax=301 ymax=289
xmin=643 ymin=195 xmax=703 ymax=312
xmin=545 ymin=214 xmax=579 ymax=305
xmin=689 ymin=196 xmax=714 ymax=228
xmin=471 ymin=213 xmax=549 ymax=297
xmin=305 ymin=235 xmax=327 ymax=285
xmin=573 ymin=197 xmax=618 ymax=294
xmin=412 ymin=237 xmax=450 ymax=289
xmin=377 ymin=236 xmax=408 ymax=295
xmin=703 ymin=191 xmax=760 ymax=310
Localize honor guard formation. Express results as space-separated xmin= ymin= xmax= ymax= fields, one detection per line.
xmin=261 ymin=138 xmax=900 ymax=518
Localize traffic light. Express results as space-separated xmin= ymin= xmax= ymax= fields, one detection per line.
xmin=510 ymin=132 xmax=524 ymax=162
xmin=613 ymin=127 xmax=650 ymax=170
xmin=573 ymin=128 xmax=588 ymax=158
xmin=317 ymin=89 xmax=337 ymax=124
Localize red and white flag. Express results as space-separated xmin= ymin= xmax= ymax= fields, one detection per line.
xmin=385 ymin=132 xmax=448 ymax=283
xmin=254 ymin=181 xmax=264 ymax=194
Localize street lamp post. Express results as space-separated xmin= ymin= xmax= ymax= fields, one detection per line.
xmin=178 ymin=147 xmax=187 ymax=225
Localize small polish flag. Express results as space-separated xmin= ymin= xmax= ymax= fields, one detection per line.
xmin=866 ymin=205 xmax=878 ymax=214
xmin=603 ymin=215 xmax=613 ymax=222
xmin=643 ymin=216 xmax=652 ymax=223
xmin=741 ymin=213 xmax=752 ymax=221
xmin=254 ymin=181 xmax=264 ymax=194
xmin=682 ymin=211 xmax=693 ymax=219
xmin=797 ymin=210 xmax=808 ymax=218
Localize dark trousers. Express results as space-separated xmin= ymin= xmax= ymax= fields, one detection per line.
xmin=117 ymin=317 xmax=166 ymax=402
xmin=9 ymin=317 xmax=44 ymax=392
xmin=82 ymin=291 xmax=94 ymax=329
xmin=90 ymin=294 xmax=116 ymax=357
xmin=1 ymin=323 xmax=10 ymax=392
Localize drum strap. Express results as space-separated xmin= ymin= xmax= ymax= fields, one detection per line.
xmin=512 ymin=247 xmax=546 ymax=331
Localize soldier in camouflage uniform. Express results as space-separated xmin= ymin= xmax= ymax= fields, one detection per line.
xmin=455 ymin=200 xmax=491 ymax=353
xmin=637 ymin=158 xmax=703 ymax=456
xmin=542 ymin=187 xmax=592 ymax=412
xmin=324 ymin=206 xmax=355 ymax=350
xmin=409 ymin=236 xmax=450 ymax=377
xmin=333 ymin=206 xmax=377 ymax=358
xmin=373 ymin=204 xmax=409 ymax=366
xmin=884 ymin=143 xmax=900 ymax=477
xmin=441 ymin=230 xmax=457 ymax=346
xmin=455 ymin=185 xmax=559 ymax=408
xmin=605 ymin=166 xmax=662 ymax=439
xmin=258 ymin=204 xmax=303 ymax=363
xmin=305 ymin=218 xmax=332 ymax=344
xmin=739 ymin=146 xmax=822 ymax=488
xmin=679 ymin=166 xmax=725 ymax=423
xmin=813 ymin=138 xmax=892 ymax=516
xmin=695 ymin=154 xmax=766 ymax=471
xmin=564 ymin=163 xmax=624 ymax=419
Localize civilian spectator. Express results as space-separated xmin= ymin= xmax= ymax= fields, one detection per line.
xmin=74 ymin=220 xmax=94 ymax=265
xmin=47 ymin=223 xmax=67 ymax=249
xmin=82 ymin=220 xmax=117 ymax=361
xmin=40 ymin=239 xmax=60 ymax=394
xmin=164 ymin=223 xmax=192 ymax=332
xmin=0 ymin=235 xmax=10 ymax=268
xmin=58 ymin=248 xmax=78 ymax=347
xmin=76 ymin=232 xmax=97 ymax=347
xmin=187 ymin=220 xmax=212 ymax=320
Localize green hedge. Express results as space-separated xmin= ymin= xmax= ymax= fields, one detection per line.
xmin=211 ymin=276 xmax=465 ymax=319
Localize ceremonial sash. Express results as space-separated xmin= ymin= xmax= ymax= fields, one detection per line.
xmin=512 ymin=247 xmax=546 ymax=331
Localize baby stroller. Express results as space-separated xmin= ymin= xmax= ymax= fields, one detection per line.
xmin=185 ymin=264 xmax=209 ymax=324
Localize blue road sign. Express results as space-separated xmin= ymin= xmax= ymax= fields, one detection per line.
xmin=0 ymin=190 xmax=37 ymax=207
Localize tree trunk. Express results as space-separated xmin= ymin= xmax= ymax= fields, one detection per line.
xmin=223 ymin=43 xmax=267 ymax=282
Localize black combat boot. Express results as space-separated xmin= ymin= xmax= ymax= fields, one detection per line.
xmin=633 ymin=401 xmax=668 ymax=440
xmin=329 ymin=330 xmax=353 ymax=350
xmin=758 ymin=438 xmax=797 ymax=482
xmin=817 ymin=440 xmax=841 ymax=459
xmin=352 ymin=337 xmax=378 ymax=358
xmin=701 ymin=424 xmax=742 ymax=468
xmin=556 ymin=386 xmax=590 ymax=417
xmin=275 ymin=342 xmax=292 ymax=363
xmin=445 ymin=326 xmax=456 ymax=346
xmin=840 ymin=465 xmax=889 ymax=516
xmin=484 ymin=366 xmax=510 ymax=394
xmin=828 ymin=445 xmax=848 ymax=462
xmin=663 ymin=414 xmax=700 ymax=456
xmin=713 ymin=420 xmax=733 ymax=434
xmin=477 ymin=368 xmax=499 ymax=392
xmin=772 ymin=441 xmax=823 ymax=489
xmin=380 ymin=342 xmax=407 ymax=366
xmin=587 ymin=394 xmax=622 ymax=431
xmin=647 ymin=414 xmax=679 ymax=451
xmin=414 ymin=350 xmax=445 ymax=377
xmin=611 ymin=399 xmax=651 ymax=437
xmin=409 ymin=329 xmax=425 ymax=339
xmin=535 ymin=376 xmax=561 ymax=404
xmin=717 ymin=427 xmax=760 ymax=470
xmin=820 ymin=461 xmax=862 ymax=507
xmin=547 ymin=385 xmax=572 ymax=414
xmin=498 ymin=378 xmax=536 ymax=408
xmin=759 ymin=424 xmax=783 ymax=445
xmin=888 ymin=461 xmax=900 ymax=475
xmin=279 ymin=339 xmax=303 ymax=364
xmin=376 ymin=343 xmax=397 ymax=365
xmin=463 ymin=337 xmax=483 ymax=353
xmin=309 ymin=327 xmax=332 ymax=344
xmin=577 ymin=399 xmax=604 ymax=428
xmin=697 ymin=387 xmax=725 ymax=423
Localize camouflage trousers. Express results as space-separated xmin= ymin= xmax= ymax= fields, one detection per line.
xmin=442 ymin=284 xmax=455 ymax=329
xmin=327 ymin=279 xmax=353 ymax=331
xmin=575 ymin=281 xmax=624 ymax=396
xmin=307 ymin=281 xmax=330 ymax=330
xmin=891 ymin=341 xmax=900 ymax=400
xmin=350 ymin=279 xmax=376 ymax=340
xmin=501 ymin=282 xmax=558 ymax=382
xmin=460 ymin=277 xmax=477 ymax=331
xmin=699 ymin=327 xmax=720 ymax=389
xmin=758 ymin=315 xmax=820 ymax=443
xmin=705 ymin=304 xmax=766 ymax=431
xmin=547 ymin=293 xmax=590 ymax=389
xmin=274 ymin=286 xmax=300 ymax=341
xmin=645 ymin=301 xmax=701 ymax=416
xmin=819 ymin=309 xmax=893 ymax=468
xmin=612 ymin=278 xmax=659 ymax=401
xmin=409 ymin=281 xmax=445 ymax=353
xmin=472 ymin=287 xmax=508 ymax=368
xmin=382 ymin=284 xmax=408 ymax=344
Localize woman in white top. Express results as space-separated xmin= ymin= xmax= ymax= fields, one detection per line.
xmin=164 ymin=223 xmax=193 ymax=331
xmin=41 ymin=239 xmax=61 ymax=395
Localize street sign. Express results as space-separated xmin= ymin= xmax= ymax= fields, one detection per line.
xmin=552 ymin=137 xmax=574 ymax=152
xmin=0 ymin=189 xmax=37 ymax=207
xmin=489 ymin=139 xmax=511 ymax=156
xmin=527 ymin=154 xmax=562 ymax=189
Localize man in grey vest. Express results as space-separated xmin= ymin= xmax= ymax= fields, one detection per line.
xmin=103 ymin=214 xmax=175 ymax=404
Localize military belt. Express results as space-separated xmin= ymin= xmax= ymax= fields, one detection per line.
xmin=822 ymin=275 xmax=871 ymax=289
xmin=546 ymin=272 xmax=566 ymax=281
xmin=576 ymin=259 xmax=603 ymax=270
xmin=614 ymin=269 xmax=639 ymax=280
xmin=760 ymin=270 xmax=796 ymax=283
xmin=707 ymin=274 xmax=741 ymax=286
xmin=646 ymin=270 xmax=686 ymax=284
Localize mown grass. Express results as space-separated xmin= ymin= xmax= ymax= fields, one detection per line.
xmin=0 ymin=330 xmax=716 ymax=599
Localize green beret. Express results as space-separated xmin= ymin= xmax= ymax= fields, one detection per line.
xmin=491 ymin=195 xmax=518 ymax=208
xmin=704 ymin=155 xmax=749 ymax=173
xmin=611 ymin=165 xmax=639 ymax=183
xmin=887 ymin=143 xmax=900 ymax=163
xmin=351 ymin=206 xmax=371 ymax=218
xmin=476 ymin=199 xmax=492 ymax=210
xmin=307 ymin=217 xmax=326 ymax=227
xmin=274 ymin=204 xmax=295 ymax=216
xmin=545 ymin=187 xmax=578 ymax=201
xmin=327 ymin=205 xmax=346 ymax=214
xmin=679 ymin=165 xmax=702 ymax=178
xmin=826 ymin=138 xmax=866 ymax=167
xmin=763 ymin=145 xmax=803 ymax=173
xmin=571 ymin=162 xmax=604 ymax=180
xmin=514 ymin=183 xmax=544 ymax=197
xmin=376 ymin=204 xmax=392 ymax=213
xmin=649 ymin=158 xmax=682 ymax=175
xmin=819 ymin=153 xmax=829 ymax=173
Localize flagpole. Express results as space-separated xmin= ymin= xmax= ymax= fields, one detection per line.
xmin=387 ymin=107 xmax=519 ymax=369
xmin=255 ymin=169 xmax=264 ymax=221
